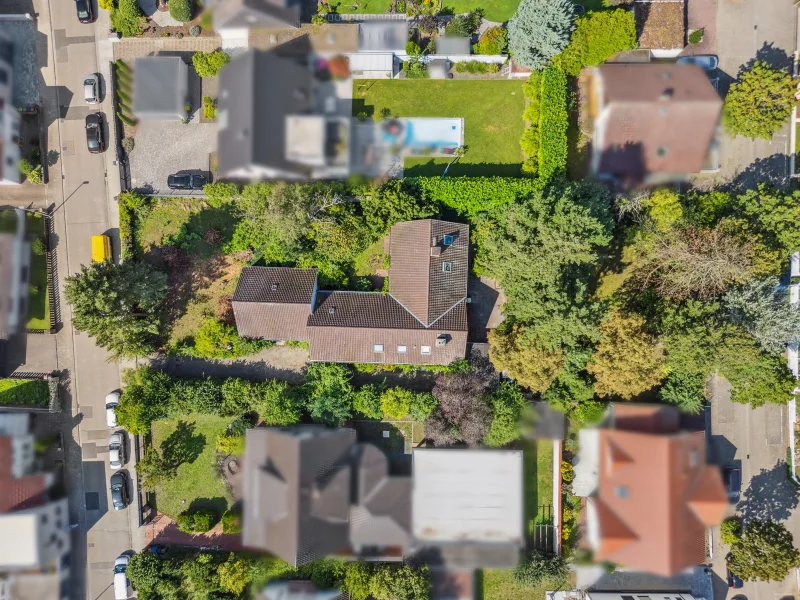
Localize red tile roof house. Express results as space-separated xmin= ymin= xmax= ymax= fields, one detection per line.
xmin=232 ymin=219 xmax=469 ymax=365
xmin=571 ymin=404 xmax=727 ymax=576
xmin=589 ymin=63 xmax=722 ymax=188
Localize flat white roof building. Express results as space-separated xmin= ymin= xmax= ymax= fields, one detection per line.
xmin=411 ymin=448 xmax=523 ymax=569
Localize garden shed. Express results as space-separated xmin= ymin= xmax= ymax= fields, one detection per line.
xmin=133 ymin=56 xmax=189 ymax=121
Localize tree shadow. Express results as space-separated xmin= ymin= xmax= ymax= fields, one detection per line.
xmin=740 ymin=42 xmax=792 ymax=74
xmin=161 ymin=420 xmax=205 ymax=469
xmin=187 ymin=496 xmax=228 ymax=521
xmin=719 ymin=153 xmax=789 ymax=193
xmin=738 ymin=460 xmax=799 ymax=523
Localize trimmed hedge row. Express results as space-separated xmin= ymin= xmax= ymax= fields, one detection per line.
xmin=538 ymin=64 xmax=568 ymax=181
xmin=520 ymin=71 xmax=542 ymax=175
xmin=409 ymin=176 xmax=547 ymax=218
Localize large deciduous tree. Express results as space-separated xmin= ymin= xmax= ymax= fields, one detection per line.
xmin=488 ymin=325 xmax=564 ymax=393
xmin=507 ymin=0 xmax=574 ymax=70
xmin=303 ymin=362 xmax=353 ymax=426
xmin=64 ymin=260 xmax=168 ymax=359
xmin=360 ymin=179 xmax=438 ymax=237
xmin=633 ymin=224 xmax=754 ymax=301
xmin=587 ymin=311 xmax=665 ymax=398
xmin=729 ymin=519 xmax=800 ymax=582
xmin=724 ymin=276 xmax=800 ymax=354
xmin=724 ymin=61 xmax=794 ymax=140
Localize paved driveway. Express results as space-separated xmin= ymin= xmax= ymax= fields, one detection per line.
xmin=693 ymin=0 xmax=797 ymax=190
xmin=129 ymin=120 xmax=217 ymax=196
xmin=708 ymin=375 xmax=800 ymax=600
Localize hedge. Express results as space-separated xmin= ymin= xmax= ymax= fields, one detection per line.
xmin=118 ymin=190 xmax=148 ymax=260
xmin=169 ymin=0 xmax=193 ymax=22
xmin=538 ymin=64 xmax=568 ymax=181
xmin=555 ymin=9 xmax=637 ymax=76
xmin=520 ymin=71 xmax=541 ymax=175
xmin=409 ymin=176 xmax=547 ymax=218
xmin=177 ymin=507 xmax=217 ymax=533
xmin=0 ymin=379 xmax=50 ymax=406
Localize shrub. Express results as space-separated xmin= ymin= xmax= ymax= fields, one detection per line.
xmin=32 ymin=238 xmax=46 ymax=256
xmin=405 ymin=40 xmax=422 ymax=56
xmin=311 ymin=13 xmax=327 ymax=25
xmin=18 ymin=158 xmax=34 ymax=176
xmin=474 ymin=26 xmax=507 ymax=55
xmin=515 ymin=551 xmax=569 ymax=587
xmin=556 ymin=9 xmax=637 ymax=76
xmin=221 ymin=509 xmax=242 ymax=534
xmin=721 ymin=517 xmax=742 ymax=545
xmin=688 ymin=28 xmax=704 ymax=44
xmin=354 ymin=383 xmax=384 ymax=419
xmin=455 ymin=61 xmax=499 ymax=74
xmin=402 ymin=58 xmax=428 ymax=78
xmin=189 ymin=318 xmax=268 ymax=359
xmin=538 ymin=63 xmax=568 ymax=180
xmin=117 ymin=112 xmax=136 ymax=126
xmin=27 ymin=166 xmax=43 ymax=184
xmin=203 ymin=182 xmax=239 ymax=207
xmin=444 ymin=11 xmax=482 ymax=37
xmin=202 ymin=95 xmax=217 ymax=120
xmin=99 ymin=0 xmax=114 ymax=10
xmin=169 ymin=0 xmax=193 ymax=22
xmin=110 ymin=0 xmax=143 ymax=37
xmin=724 ymin=61 xmax=795 ymax=140
xmin=192 ymin=50 xmax=230 ymax=78
xmin=176 ymin=507 xmax=217 ymax=532
xmin=189 ymin=25 xmax=201 ymax=36
xmin=30 ymin=147 xmax=41 ymax=163
xmin=121 ymin=137 xmax=135 ymax=154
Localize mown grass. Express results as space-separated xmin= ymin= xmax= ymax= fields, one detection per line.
xmin=150 ymin=415 xmax=234 ymax=520
xmin=0 ymin=379 xmax=50 ymax=406
xmin=352 ymin=80 xmax=525 ymax=177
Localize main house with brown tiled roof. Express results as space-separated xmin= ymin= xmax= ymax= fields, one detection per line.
xmin=571 ymin=404 xmax=727 ymax=577
xmin=232 ymin=219 xmax=469 ymax=365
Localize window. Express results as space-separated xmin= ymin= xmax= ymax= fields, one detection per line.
xmin=373 ymin=344 xmax=384 ymax=353
xmin=442 ymin=262 xmax=452 ymax=273
xmin=397 ymin=345 xmax=407 ymax=353
xmin=421 ymin=346 xmax=432 ymax=355
xmin=443 ymin=234 xmax=454 ymax=245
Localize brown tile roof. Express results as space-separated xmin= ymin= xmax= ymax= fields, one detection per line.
xmin=635 ymin=0 xmax=686 ymax=50
xmin=610 ymin=403 xmax=681 ymax=433
xmin=233 ymin=302 xmax=311 ymax=341
xmin=595 ymin=63 xmax=722 ymax=177
xmin=0 ymin=437 xmax=48 ymax=513
xmin=234 ymin=266 xmax=318 ymax=304
xmin=389 ymin=220 xmax=469 ymax=327
xmin=590 ymin=428 xmax=727 ymax=575
xmin=307 ymin=292 xmax=468 ymax=364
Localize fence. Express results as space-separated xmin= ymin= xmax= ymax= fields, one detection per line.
xmin=327 ymin=12 xmax=408 ymax=21
xmin=110 ymin=60 xmax=132 ymax=193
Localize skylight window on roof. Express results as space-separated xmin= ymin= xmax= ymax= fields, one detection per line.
xmin=442 ymin=262 xmax=452 ymax=273
xmin=374 ymin=344 xmax=384 ymax=353
xmin=421 ymin=346 xmax=431 ymax=355
xmin=443 ymin=235 xmax=454 ymax=246
xmin=397 ymin=345 xmax=407 ymax=353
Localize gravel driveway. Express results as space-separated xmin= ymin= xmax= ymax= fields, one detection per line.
xmin=129 ymin=120 xmax=217 ymax=195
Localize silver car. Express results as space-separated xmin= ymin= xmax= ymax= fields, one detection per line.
xmin=676 ymin=54 xmax=718 ymax=72
xmin=108 ymin=431 xmax=125 ymax=470
xmin=84 ymin=73 xmax=100 ymax=104
xmin=105 ymin=391 xmax=120 ymax=428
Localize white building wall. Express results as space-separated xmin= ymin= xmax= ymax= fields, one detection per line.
xmin=0 ymin=44 xmax=20 ymax=185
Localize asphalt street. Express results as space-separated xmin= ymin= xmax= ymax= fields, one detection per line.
xmin=31 ymin=0 xmax=141 ymax=598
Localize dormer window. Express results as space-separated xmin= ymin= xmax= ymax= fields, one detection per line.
xmin=373 ymin=344 xmax=384 ymax=353
xmin=443 ymin=235 xmax=454 ymax=246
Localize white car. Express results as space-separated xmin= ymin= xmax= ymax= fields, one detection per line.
xmin=676 ymin=54 xmax=718 ymax=72
xmin=108 ymin=431 xmax=125 ymax=470
xmin=84 ymin=73 xmax=100 ymax=104
xmin=105 ymin=391 xmax=120 ymax=428
xmin=113 ymin=554 xmax=130 ymax=600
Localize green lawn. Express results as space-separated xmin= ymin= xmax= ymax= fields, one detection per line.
xmin=524 ymin=438 xmax=554 ymax=531
xmin=352 ymin=80 xmax=525 ymax=177
xmin=441 ymin=0 xmax=520 ymax=22
xmin=0 ymin=379 xmax=50 ymax=406
xmin=335 ymin=0 xmax=394 ymax=13
xmin=150 ymin=415 xmax=234 ymax=520
xmin=481 ymin=568 xmax=560 ymax=600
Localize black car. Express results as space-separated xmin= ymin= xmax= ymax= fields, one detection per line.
xmin=85 ymin=113 xmax=104 ymax=154
xmin=75 ymin=0 xmax=93 ymax=23
xmin=727 ymin=566 xmax=743 ymax=589
xmin=167 ymin=173 xmax=206 ymax=190
xmin=724 ymin=467 xmax=741 ymax=504
xmin=110 ymin=471 xmax=129 ymax=511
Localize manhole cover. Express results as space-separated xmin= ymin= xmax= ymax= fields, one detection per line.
xmin=62 ymin=141 xmax=74 ymax=156
xmin=85 ymin=492 xmax=99 ymax=511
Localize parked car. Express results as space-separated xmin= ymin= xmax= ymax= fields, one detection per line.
xmin=167 ymin=172 xmax=206 ymax=190
xmin=676 ymin=54 xmax=719 ymax=72
xmin=85 ymin=113 xmax=104 ymax=154
xmin=113 ymin=554 xmax=130 ymax=600
xmin=724 ymin=466 xmax=741 ymax=504
xmin=75 ymin=0 xmax=93 ymax=23
xmin=727 ymin=565 xmax=743 ymax=589
xmin=84 ymin=74 xmax=100 ymax=104
xmin=110 ymin=471 xmax=129 ymax=511
xmin=108 ymin=431 xmax=125 ymax=470
xmin=105 ymin=391 xmax=120 ymax=428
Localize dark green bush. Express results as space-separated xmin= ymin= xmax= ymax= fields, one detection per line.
xmin=18 ymin=158 xmax=34 ymax=176
xmin=455 ymin=61 xmax=500 ymax=74
xmin=538 ymin=64 xmax=568 ymax=180
xmin=203 ymin=182 xmax=239 ymax=207
xmin=110 ymin=0 xmax=143 ymax=37
xmin=192 ymin=50 xmax=230 ymax=78
xmin=474 ymin=26 xmax=508 ymax=54
xmin=169 ymin=0 xmax=193 ymax=22
xmin=189 ymin=25 xmax=201 ymax=36
xmin=405 ymin=40 xmax=421 ymax=56
xmin=688 ymin=28 xmax=704 ymax=44
xmin=221 ymin=509 xmax=242 ymax=534
xmin=32 ymin=238 xmax=46 ymax=256
xmin=176 ymin=507 xmax=217 ymax=533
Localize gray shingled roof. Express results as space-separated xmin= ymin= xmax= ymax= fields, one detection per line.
xmin=133 ymin=57 xmax=187 ymax=119
xmin=212 ymin=0 xmax=300 ymax=30
xmin=234 ymin=266 xmax=317 ymax=304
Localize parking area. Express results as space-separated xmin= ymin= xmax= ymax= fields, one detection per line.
xmin=129 ymin=120 xmax=216 ymax=196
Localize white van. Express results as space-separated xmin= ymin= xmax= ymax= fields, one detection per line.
xmin=113 ymin=554 xmax=129 ymax=600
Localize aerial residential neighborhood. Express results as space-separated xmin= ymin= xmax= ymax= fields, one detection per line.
xmin=0 ymin=0 xmax=800 ymax=599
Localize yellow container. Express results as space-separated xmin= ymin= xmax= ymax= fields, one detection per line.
xmin=91 ymin=235 xmax=112 ymax=263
